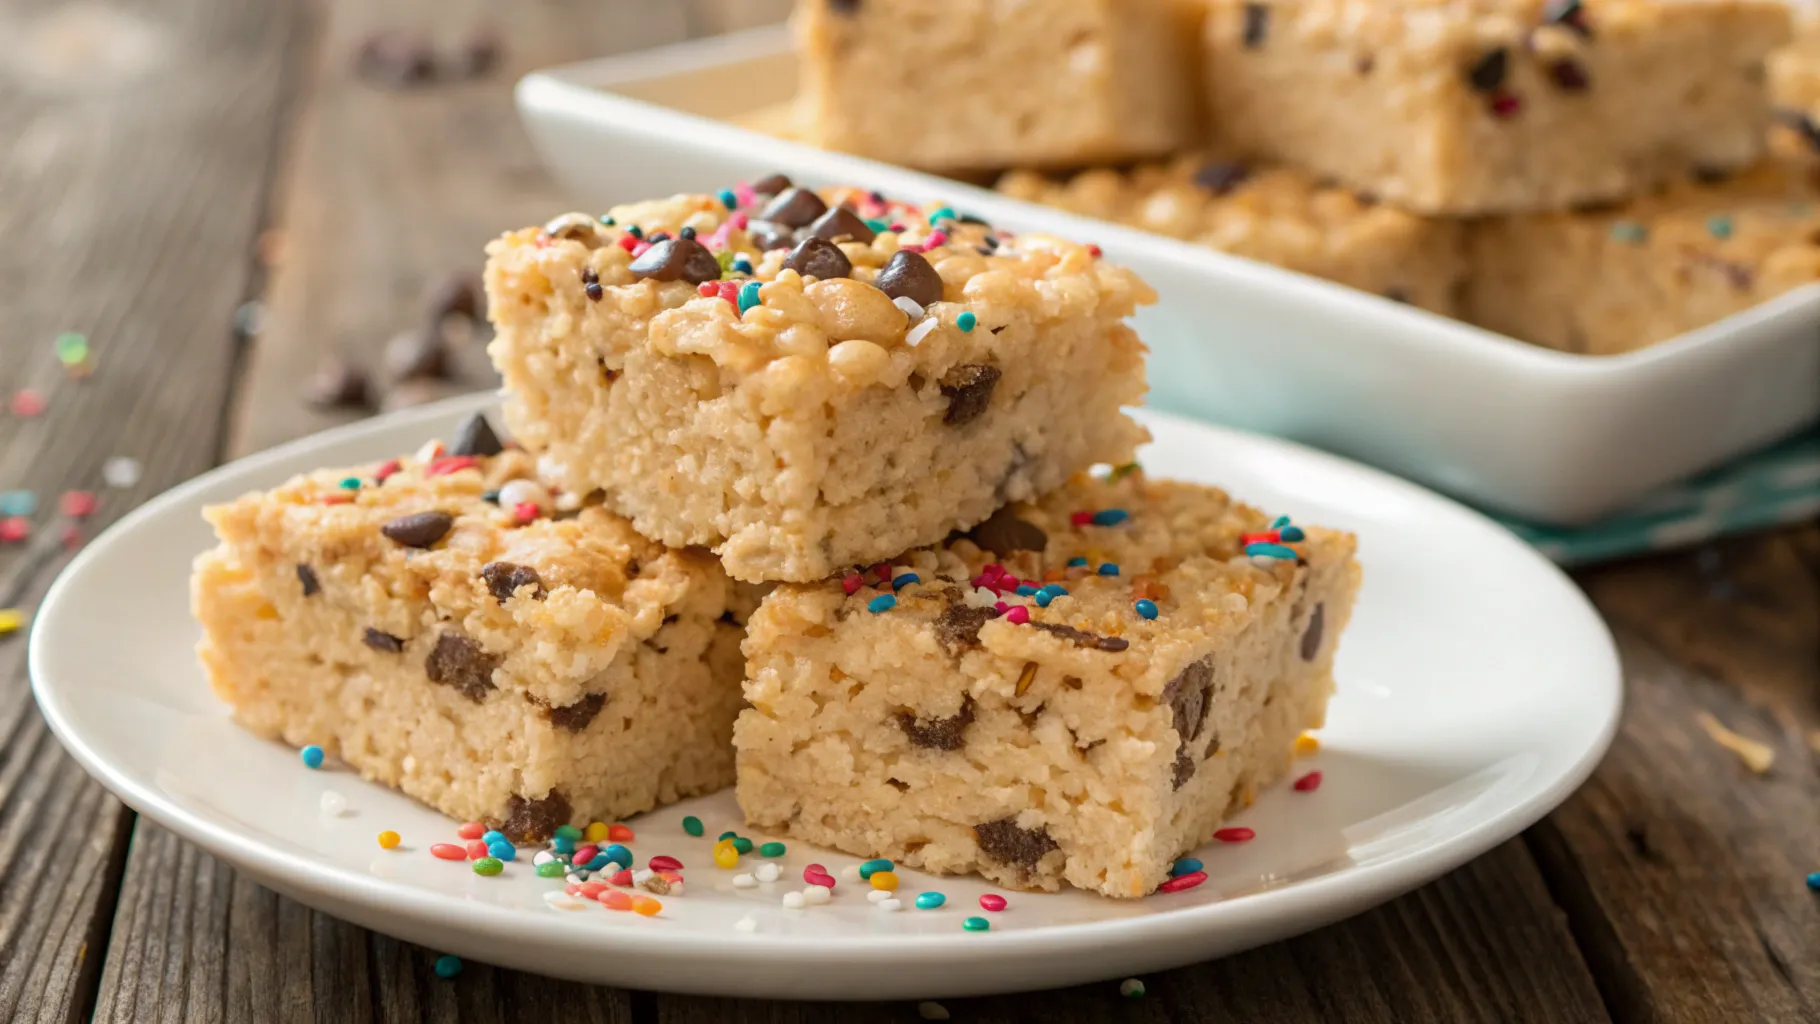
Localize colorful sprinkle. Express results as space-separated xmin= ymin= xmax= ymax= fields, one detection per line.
xmin=1214 ymin=827 xmax=1255 ymax=843
xmin=472 ymin=857 xmax=504 ymax=876
xmin=871 ymin=871 xmax=900 ymax=892
xmin=1245 ymin=542 xmax=1297 ymax=560
xmin=956 ymin=311 xmax=977 ymax=332
xmin=11 ymin=389 xmax=45 ymax=417
xmin=892 ymin=572 xmax=921 ymax=590
xmin=1120 ymin=978 xmax=1146 ymax=999
xmin=1807 ymin=872 xmax=1820 ymax=891
xmin=682 ymin=815 xmax=704 ymax=837
xmin=1158 ymin=870 xmax=1207 ymax=893
xmin=1135 ymin=599 xmax=1158 ymax=620
xmin=1098 ymin=563 xmax=1120 ymax=576
xmin=2 ymin=607 xmax=29 ymax=636
xmin=868 ymin=594 xmax=897 ymax=613
xmin=430 ymin=843 xmax=466 ymax=861
xmin=759 ymin=841 xmax=786 ymax=858
xmin=1091 ymin=509 xmax=1129 ymax=526
xmin=0 ymin=491 xmax=35 ymax=517
xmin=377 ymin=830 xmax=401 ymax=849
xmin=1004 ymin=606 xmax=1030 ymax=625
xmin=732 ymin=836 xmax=753 ymax=854
xmin=1295 ymin=732 xmax=1321 ymax=755
xmin=962 ymin=916 xmax=990 ymax=932
xmin=649 ymin=855 xmax=683 ymax=871
xmin=1279 ymin=525 xmax=1305 ymax=542
xmin=714 ymin=841 xmax=740 ymax=869
xmin=466 ymin=840 xmax=489 ymax=860
xmin=0 ymin=518 xmax=29 ymax=544
xmin=337 ymin=477 xmax=361 ymax=491
xmin=536 ymin=861 xmax=565 ymax=878
xmin=1066 ymin=557 xmax=1088 ymax=567
xmin=601 ymin=843 xmax=633 ymax=867
xmin=607 ymin=824 xmax=634 ymax=843
xmin=483 ymin=829 xmax=508 ymax=846
xmin=737 ymin=280 xmax=762 ymax=313
xmin=487 ymin=842 xmax=516 ymax=862
xmin=551 ymin=835 xmax=574 ymax=855
xmin=1172 ymin=857 xmax=1203 ymax=876
xmin=979 ymin=893 xmax=1008 ymax=911
xmin=1294 ymin=770 xmax=1324 ymax=792
xmin=54 ymin=331 xmax=89 ymax=366
xmin=1706 ymin=215 xmax=1734 ymax=240
xmin=1610 ymin=221 xmax=1647 ymax=244
xmin=433 ymin=955 xmax=462 ymax=979
xmin=915 ymin=891 xmax=946 ymax=909
xmin=927 ymin=206 xmax=956 ymax=225
xmin=300 ymin=745 xmax=325 ymax=769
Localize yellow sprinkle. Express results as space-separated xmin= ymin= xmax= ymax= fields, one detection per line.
xmin=0 ymin=609 xmax=23 ymax=636
xmin=1014 ymin=662 xmax=1038 ymax=697
xmin=1294 ymin=733 xmax=1320 ymax=756
xmin=870 ymin=870 xmax=899 ymax=891
xmin=584 ymin=821 xmax=609 ymax=843
xmin=713 ymin=840 xmax=739 ymax=869
xmin=1695 ymin=712 xmax=1775 ymax=774
xmin=377 ymin=830 xmax=401 ymax=850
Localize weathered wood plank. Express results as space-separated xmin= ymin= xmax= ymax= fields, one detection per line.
xmin=0 ymin=0 xmax=305 ymax=1019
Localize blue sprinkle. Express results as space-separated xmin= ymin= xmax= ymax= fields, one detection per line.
xmin=1015 ymin=585 xmax=1038 ymax=596
xmin=586 ymin=853 xmax=614 ymax=871
xmin=859 ymin=858 xmax=894 ymax=879
xmin=718 ymin=189 xmax=738 ymax=210
xmin=892 ymin=572 xmax=922 ymax=591
xmin=602 ymin=843 xmax=633 ymax=867
xmin=488 ymin=841 xmax=516 ymax=862
xmin=433 ymin=954 xmax=463 ymax=979
xmin=300 ymin=745 xmax=325 ymax=769
xmin=1134 ymin=599 xmax=1158 ymax=620
xmin=1278 ymin=525 xmax=1305 ymax=542
xmin=733 ymin=259 xmax=754 ymax=275
xmin=1270 ymin=515 xmax=1291 ymax=529
xmin=1609 ymin=221 xmax=1646 ymax=244
xmin=1042 ymin=585 xmax=1069 ymax=597
xmin=1098 ymin=563 xmax=1120 ymax=577
xmin=1172 ymin=857 xmax=1203 ymax=876
xmin=1706 ymin=214 xmax=1733 ymax=240
xmin=0 ymin=491 xmax=36 ymax=517
xmin=1808 ymin=871 xmax=1820 ymax=891
xmin=482 ymin=830 xmax=508 ymax=847
xmin=552 ymin=835 xmax=575 ymax=855
xmin=1091 ymin=509 xmax=1129 ymax=526
xmin=1246 ymin=542 xmax=1297 ymax=560
xmin=1066 ymin=557 xmax=1089 ymax=567
xmin=868 ymin=594 xmax=897 ymax=613
xmin=1035 ymin=592 xmax=1054 ymax=607
xmin=737 ymin=280 xmax=762 ymax=314
xmin=915 ymin=891 xmax=947 ymax=909
xmin=956 ymin=311 xmax=977 ymax=332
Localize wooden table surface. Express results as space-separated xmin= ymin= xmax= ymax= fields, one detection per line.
xmin=1 ymin=0 xmax=1815 ymax=1020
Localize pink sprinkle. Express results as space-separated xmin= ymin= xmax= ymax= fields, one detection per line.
xmin=430 ymin=843 xmax=467 ymax=861
xmin=60 ymin=491 xmax=97 ymax=518
xmin=573 ymin=844 xmax=599 ymax=864
xmin=426 ymin=456 xmax=478 ymax=477
xmin=706 ymin=223 xmax=734 ymax=250
xmin=456 ymin=822 xmax=485 ymax=840
xmin=1158 ymin=870 xmax=1207 ymax=893
xmin=564 ymin=883 xmax=581 ymax=895
xmin=1004 ymin=606 xmax=1030 ymax=625
xmin=979 ymin=893 xmax=1008 ymax=912
xmin=1293 ymin=771 xmax=1323 ymax=792
xmin=806 ymin=872 xmax=836 ymax=889
xmin=610 ymin=869 xmax=633 ymax=886
xmin=997 ymin=576 xmax=1020 ymax=590
xmin=10 ymin=389 xmax=45 ymax=417
xmin=374 ymin=459 xmax=401 ymax=481
xmin=512 ymin=501 xmax=539 ymax=524
xmin=805 ymin=863 xmax=826 ymax=874
xmin=889 ymin=223 xmax=906 ymax=233
xmin=925 ymin=231 xmax=948 ymax=247
xmin=649 ymin=855 xmax=682 ymax=871
xmin=981 ymin=564 xmax=1004 ymax=578
xmin=465 ymin=840 xmax=489 ymax=860
xmin=1214 ymin=827 xmax=1255 ymax=843
xmin=632 ymin=241 xmax=653 ymax=257
xmin=994 ymin=601 xmax=1010 ymax=613
xmin=0 ymin=518 xmax=30 ymax=543
xmin=1069 ymin=511 xmax=1093 ymax=526
xmin=842 ymin=574 xmax=863 ymax=595
xmin=729 ymin=211 xmax=750 ymax=229
xmin=734 ymin=185 xmax=756 ymax=208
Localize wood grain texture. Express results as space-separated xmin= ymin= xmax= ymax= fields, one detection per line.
xmin=0 ymin=0 xmax=303 ymax=1018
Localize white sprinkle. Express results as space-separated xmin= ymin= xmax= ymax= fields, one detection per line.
xmin=840 ymin=864 xmax=863 ymax=881
xmin=667 ymin=881 xmax=685 ymax=896
xmin=412 ymin=439 xmax=443 ymax=463
xmin=782 ymin=891 xmax=806 ymax=909
xmin=565 ymin=873 xmax=585 ymax=884
xmin=632 ymin=868 xmax=653 ymax=885
xmin=498 ymin=478 xmax=553 ymax=515
xmin=905 ymin=318 xmax=938 ymax=347
xmin=893 ymin=295 xmax=926 ymax=320
xmin=803 ymin=884 xmax=833 ymax=905
xmin=732 ymin=873 xmax=758 ymax=889
xmin=543 ymin=891 xmax=588 ymax=910
xmin=1222 ymin=592 xmax=1249 ymax=612
xmin=533 ymin=850 xmax=555 ymax=866
xmin=919 ymin=1002 xmax=950 ymax=1021
xmin=867 ymin=889 xmax=891 ymax=904
xmin=879 ymin=898 xmax=902 ymax=912
xmin=102 ymin=456 xmax=142 ymax=490
xmin=963 ymin=586 xmax=998 ymax=609
xmin=755 ymin=862 xmax=781 ymax=883
xmin=735 ymin=914 xmax=758 ymax=933
xmin=318 ymin=790 xmax=348 ymax=816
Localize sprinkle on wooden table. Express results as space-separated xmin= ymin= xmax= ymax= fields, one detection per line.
xmin=1695 ymin=711 xmax=1775 ymax=773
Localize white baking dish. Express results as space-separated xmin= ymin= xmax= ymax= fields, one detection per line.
xmin=515 ymin=24 xmax=1820 ymax=525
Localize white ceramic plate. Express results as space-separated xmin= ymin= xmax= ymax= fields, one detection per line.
xmin=31 ymin=394 xmax=1621 ymax=1001
xmin=515 ymin=24 xmax=1820 ymax=527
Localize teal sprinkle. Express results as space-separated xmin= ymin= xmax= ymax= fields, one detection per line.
xmin=859 ymin=858 xmax=894 ymax=879
xmin=718 ymin=189 xmax=738 ymax=210
xmin=1609 ymin=221 xmax=1647 ymax=244
xmin=1091 ymin=509 xmax=1128 ymax=526
xmin=551 ymin=836 xmax=575 ymax=854
xmin=1808 ymin=872 xmax=1820 ymax=891
xmin=626 ymin=225 xmax=643 ymax=239
xmin=956 ymin=311 xmax=977 ymax=332
xmin=759 ymin=841 xmax=786 ymax=857
xmin=1098 ymin=563 xmax=1120 ymax=576
xmin=602 ymin=844 xmax=633 ymax=867
xmin=1270 ymin=515 xmax=1291 ymax=529
xmin=733 ymin=259 xmax=754 ymax=274
xmin=865 ymin=218 xmax=889 ymax=233
xmin=928 ymin=206 xmax=956 ymax=225
xmin=433 ymin=955 xmax=463 ymax=979
xmin=0 ymin=491 xmax=35 ymax=517
xmin=868 ymin=594 xmax=897 ymax=613
xmin=536 ymin=860 xmax=565 ymax=878
xmin=1706 ymin=214 xmax=1734 ymax=240
xmin=1066 ymin=557 xmax=1088 ymax=567
xmin=719 ymin=830 xmax=738 ymax=841
xmin=683 ymin=816 xmax=704 ymax=837
xmin=1042 ymin=585 xmax=1068 ymax=597
xmin=1035 ymin=591 xmax=1055 ymax=607
xmin=1134 ymin=599 xmax=1158 ymax=620
xmin=962 ymin=916 xmax=990 ymax=932
xmin=1279 ymin=525 xmax=1305 ymax=542
xmin=597 ymin=215 xmax=616 ymax=226
xmin=915 ymin=892 xmax=946 ymax=909
xmin=554 ymin=824 xmax=583 ymax=841
xmin=1246 ymin=542 xmax=1297 ymax=559
xmin=737 ymin=280 xmax=762 ymax=314
xmin=338 ymin=477 xmax=361 ymax=490
xmin=1172 ymin=857 xmax=1202 ymax=876
xmin=732 ymin=836 xmax=753 ymax=854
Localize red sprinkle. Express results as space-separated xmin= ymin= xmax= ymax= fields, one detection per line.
xmin=511 ymin=501 xmax=539 ymax=524
xmin=717 ymin=281 xmax=739 ymax=304
xmin=608 ymin=824 xmax=634 ymax=842
xmin=430 ymin=843 xmax=466 ymax=861
xmin=997 ymin=576 xmax=1020 ymax=590
xmin=11 ymin=389 xmax=45 ymax=417
xmin=610 ymin=869 xmax=633 ymax=886
xmin=649 ymin=855 xmax=682 ymax=871
xmin=0 ymin=518 xmax=29 ymax=543
xmin=1158 ymin=870 xmax=1207 ymax=893
xmin=1087 ymin=244 xmax=1103 ymax=258
xmin=456 ymin=822 xmax=485 ymax=839
xmin=1293 ymin=771 xmax=1323 ymax=792
xmin=373 ymin=459 xmax=401 ymax=482
xmin=573 ymin=844 xmax=599 ymax=864
xmin=697 ymin=281 xmax=718 ymax=297
xmin=465 ymin=840 xmax=489 ymax=860
xmin=925 ymin=231 xmax=948 ymax=247
xmin=979 ymin=893 xmax=1008 ymax=911
xmin=578 ymin=881 xmax=608 ymax=898
xmin=870 ymin=563 xmax=892 ymax=580
xmin=1240 ymin=531 xmax=1280 ymax=545
xmin=1490 ymin=93 xmax=1522 ymax=118
xmin=1214 ymin=827 xmax=1255 ymax=843
xmin=842 ymin=574 xmax=863 ymax=595
xmin=617 ymin=234 xmax=638 ymax=252
xmin=426 ymin=456 xmax=479 ymax=477
xmin=1070 ymin=511 xmax=1093 ymax=527
xmin=1004 ymin=606 xmax=1030 ymax=625
xmin=60 ymin=491 xmax=97 ymax=517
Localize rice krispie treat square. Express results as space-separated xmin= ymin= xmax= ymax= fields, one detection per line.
xmin=735 ymin=470 xmax=1361 ymax=897
xmin=192 ymin=413 xmax=747 ymax=841
xmin=793 ymin=0 xmax=1202 ymax=171
xmin=485 ymin=177 xmax=1152 ymax=584
xmin=1203 ymin=0 xmax=1791 ymax=214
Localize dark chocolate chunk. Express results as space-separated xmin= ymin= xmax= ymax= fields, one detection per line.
xmin=1548 ymin=58 xmax=1589 ymax=93
xmin=750 ymin=173 xmax=793 ymax=196
xmin=582 ymin=267 xmax=603 ymax=302
xmin=1466 ymin=48 xmax=1508 ymax=93
xmin=759 ymin=187 xmax=828 ymax=228
xmin=934 ymin=604 xmax=998 ymax=654
xmin=363 ymin=628 xmax=404 ymax=653
xmin=1774 ymin=108 xmax=1820 ymax=153
xmin=546 ymin=692 xmax=607 ymax=732
xmin=425 ymin=631 xmax=500 ymax=702
xmin=1541 ymin=0 xmax=1591 ymax=38
xmin=1163 ymin=656 xmax=1215 ymax=743
xmin=448 ymin=412 xmax=504 ymax=458
xmin=1193 ymin=161 xmax=1251 ymax=196
xmin=806 ymin=206 xmax=876 ymax=244
xmin=1173 ymin=745 xmax=1197 ymax=789
xmin=355 ymin=30 xmax=436 ymax=87
xmin=1301 ymin=603 xmax=1325 ymax=661
xmin=481 ymin=561 xmax=544 ymax=603
xmin=499 ymin=791 xmax=572 ymax=844
xmin=1241 ymin=2 xmax=1269 ymax=47
xmin=973 ymin=817 xmax=1059 ymax=869
xmin=1030 ymin=622 xmax=1130 ymax=652
xmin=968 ymin=507 xmax=1047 ymax=555
xmin=746 ymin=220 xmax=795 ymax=252
xmin=383 ymin=327 xmax=449 ymax=382
xmin=896 ymin=696 xmax=975 ymax=750
xmin=781 ymin=237 xmax=852 ymax=280
xmin=381 ymin=511 xmax=454 ymax=548
xmin=874 ymin=249 xmax=944 ymax=307
xmin=938 ymin=364 xmax=1001 ymax=426
xmin=297 ymin=564 xmax=320 ymax=597
xmin=427 ymin=271 xmax=483 ymax=322
xmin=303 ymin=357 xmax=372 ymax=409
xmin=628 ymin=237 xmax=722 ymax=285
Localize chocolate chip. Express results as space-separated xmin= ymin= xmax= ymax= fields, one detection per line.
xmin=973 ymin=818 xmax=1059 ymax=869
xmin=481 ymin=561 xmax=544 ymax=603
xmin=297 ymin=564 xmax=320 ymax=597
xmin=874 ymin=250 xmax=943 ymax=307
xmin=968 ymin=507 xmax=1047 ymax=555
xmin=805 ymin=206 xmax=876 ymax=244
xmin=750 ymin=173 xmax=792 ymax=196
xmin=896 ymin=696 xmax=974 ymax=750
xmin=448 ymin=412 xmax=504 ymax=458
xmin=427 ymin=271 xmax=483 ymax=322
xmin=383 ymin=327 xmax=449 ymax=382
xmin=546 ymin=692 xmax=606 ymax=732
xmin=582 ymin=267 xmax=603 ymax=302
xmin=746 ymin=220 xmax=796 ymax=252
xmin=1193 ymin=161 xmax=1251 ymax=196
xmin=425 ymin=631 xmax=499 ymax=702
xmin=1466 ymin=48 xmax=1508 ymax=93
xmin=781 ymin=237 xmax=852 ymax=280
xmin=1241 ymin=3 xmax=1268 ymax=47
xmin=542 ymin=213 xmax=603 ymax=245
xmin=382 ymin=511 xmax=453 ymax=548
xmin=1029 ymin=622 xmax=1130 ymax=652
xmin=363 ymin=628 xmax=404 ymax=653
xmin=1163 ymin=656 xmax=1215 ymax=743
xmin=760 ymin=187 xmax=828 ymax=229
xmin=1172 ymin=745 xmax=1197 ymax=789
xmin=447 ymin=28 xmax=501 ymax=79
xmin=355 ymin=30 xmax=435 ymax=87
xmin=629 ymin=237 xmax=722 ymax=285
xmin=1541 ymin=0 xmax=1591 ymax=38
xmin=934 ymin=604 xmax=997 ymax=654
xmin=303 ymin=357 xmax=372 ymax=409
xmin=1548 ymin=58 xmax=1589 ymax=93
xmin=939 ymin=364 xmax=1001 ymax=426
xmin=1300 ymin=603 xmax=1325 ymax=661
xmin=499 ymin=791 xmax=571 ymax=844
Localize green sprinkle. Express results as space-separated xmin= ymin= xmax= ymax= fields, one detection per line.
xmin=1609 ymin=221 xmax=1647 ymax=244
xmin=1119 ymin=979 xmax=1146 ymax=999
xmin=597 ymin=215 xmax=616 ymax=226
xmin=716 ymin=250 xmax=737 ymax=274
xmin=53 ymin=332 xmax=89 ymax=365
xmin=472 ymin=857 xmax=504 ymax=876
xmin=759 ymin=841 xmax=786 ymax=857
xmin=682 ymin=815 xmax=704 ymax=837
xmin=859 ymin=858 xmax=894 ymax=879
xmin=962 ymin=916 xmax=990 ymax=932
xmin=554 ymin=824 xmax=583 ymax=842
xmin=865 ymin=218 xmax=889 ymax=233
xmin=1109 ymin=461 xmax=1141 ymax=481
xmin=536 ymin=861 xmax=565 ymax=878
xmin=338 ymin=477 xmax=361 ymax=490
xmin=928 ymin=206 xmax=956 ymax=225
xmin=956 ymin=311 xmax=977 ymax=332
xmin=1706 ymin=214 xmax=1734 ymax=240
xmin=732 ymin=836 xmax=753 ymax=854
xmin=719 ymin=830 xmax=739 ymax=841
